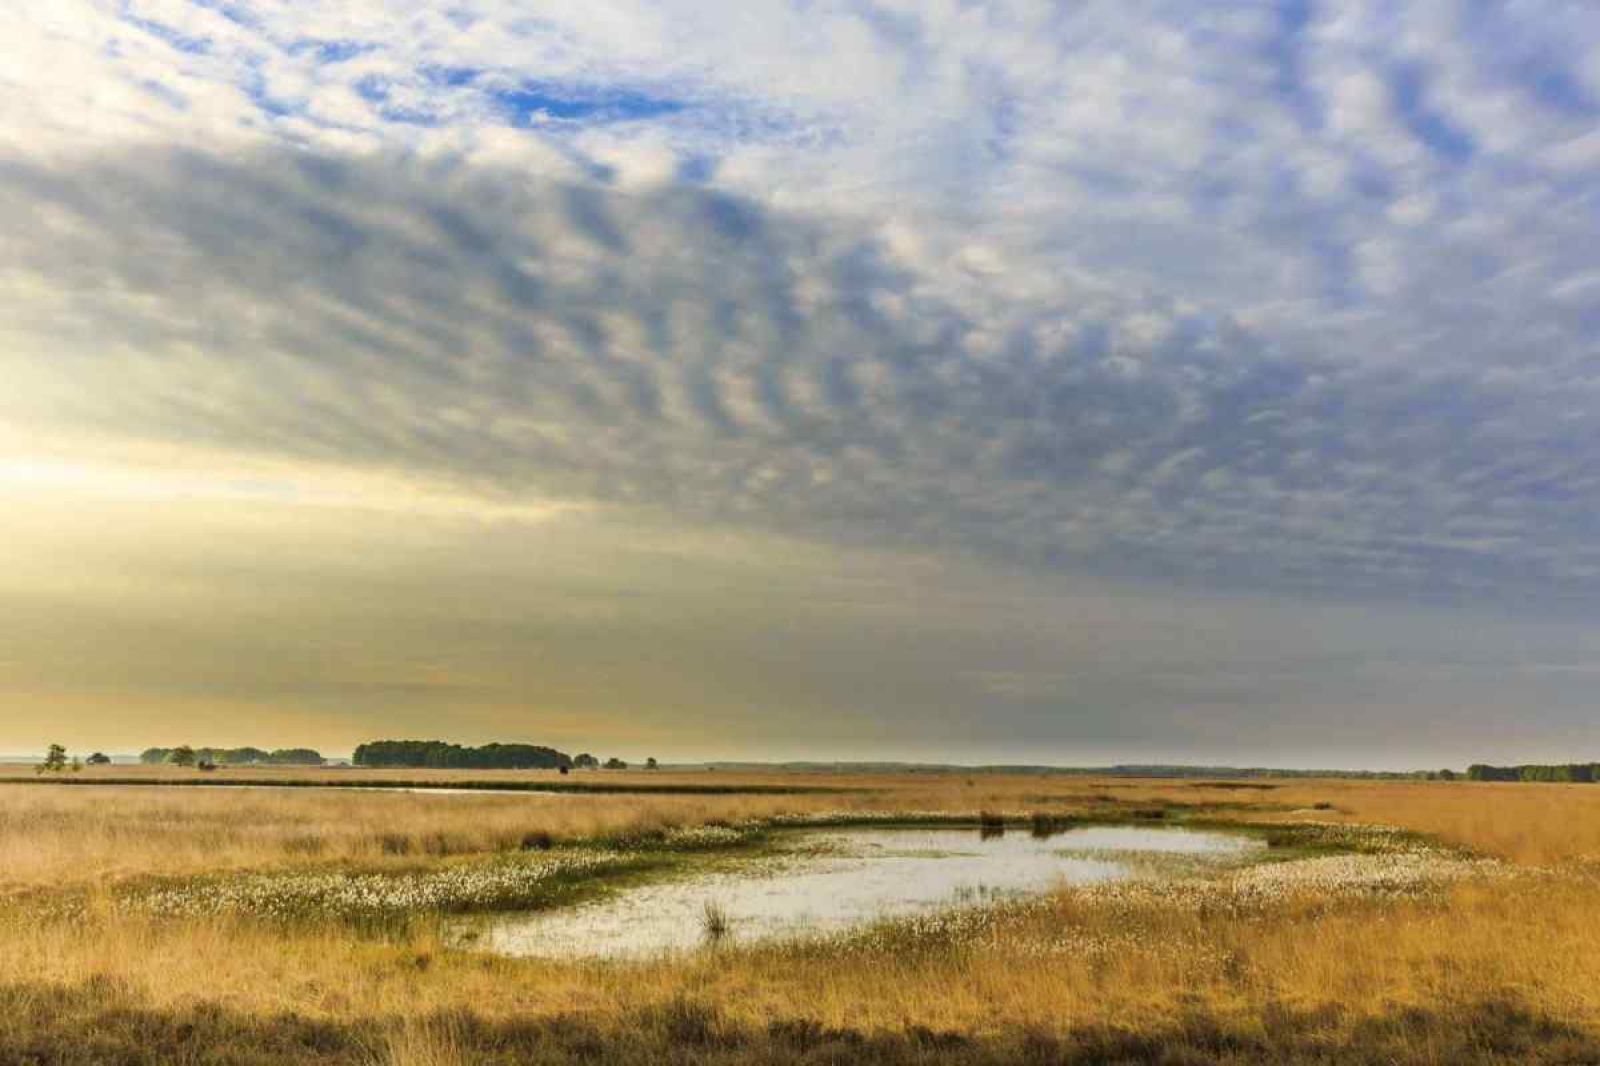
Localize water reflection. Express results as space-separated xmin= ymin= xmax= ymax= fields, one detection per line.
xmin=462 ymin=824 xmax=1257 ymax=959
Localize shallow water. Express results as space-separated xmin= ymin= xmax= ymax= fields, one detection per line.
xmin=462 ymin=825 xmax=1258 ymax=959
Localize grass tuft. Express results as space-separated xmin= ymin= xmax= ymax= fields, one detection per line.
xmin=519 ymin=830 xmax=554 ymax=851
xmin=700 ymin=899 xmax=731 ymax=943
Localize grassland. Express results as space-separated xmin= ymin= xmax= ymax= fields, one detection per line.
xmin=3 ymin=767 xmax=1600 ymax=1063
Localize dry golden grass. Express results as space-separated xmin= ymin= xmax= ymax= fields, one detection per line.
xmin=1257 ymin=777 xmax=1600 ymax=865
xmin=0 ymin=783 xmax=846 ymax=890
xmin=4 ymin=870 xmax=1599 ymax=1062
xmin=5 ymin=771 xmax=1600 ymax=1062
xmin=9 ymin=768 xmax=1600 ymax=884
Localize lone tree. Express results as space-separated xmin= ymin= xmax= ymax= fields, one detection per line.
xmin=85 ymin=752 xmax=111 ymax=766
xmin=36 ymin=744 xmax=68 ymax=774
xmin=603 ymin=757 xmax=628 ymax=770
xmin=167 ymin=745 xmax=197 ymax=767
xmin=573 ymin=753 xmax=599 ymax=769
xmin=645 ymin=757 xmax=659 ymax=770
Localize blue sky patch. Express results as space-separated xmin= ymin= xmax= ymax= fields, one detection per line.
xmin=490 ymin=83 xmax=687 ymax=126
xmin=189 ymin=0 xmax=255 ymax=28
xmin=1523 ymin=61 xmax=1597 ymax=118
xmin=292 ymin=39 xmax=376 ymax=64
xmin=1389 ymin=63 xmax=1476 ymax=164
xmin=353 ymin=75 xmax=388 ymax=103
xmin=125 ymin=14 xmax=210 ymax=54
xmin=379 ymin=106 xmax=442 ymax=128
xmin=244 ymin=77 xmax=296 ymax=119
xmin=676 ymin=155 xmax=719 ymax=183
xmin=423 ymin=65 xmax=481 ymax=88
xmin=138 ymin=77 xmax=188 ymax=111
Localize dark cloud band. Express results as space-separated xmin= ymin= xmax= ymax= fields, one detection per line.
xmin=4 ymin=145 xmax=1599 ymax=603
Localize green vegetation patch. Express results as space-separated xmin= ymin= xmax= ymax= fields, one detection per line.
xmin=105 ymin=824 xmax=773 ymax=928
xmin=117 ymin=850 xmax=659 ymax=925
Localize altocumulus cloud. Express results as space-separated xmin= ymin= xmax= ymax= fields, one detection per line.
xmin=4 ymin=144 xmax=1600 ymax=604
xmin=7 ymin=0 xmax=1600 ymax=763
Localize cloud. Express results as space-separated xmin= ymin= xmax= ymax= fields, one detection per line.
xmin=7 ymin=4 xmax=1598 ymax=351
xmin=4 ymin=142 xmax=1600 ymax=606
xmin=6 ymin=1 xmax=1600 ymax=760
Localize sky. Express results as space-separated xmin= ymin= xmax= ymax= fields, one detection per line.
xmin=3 ymin=1 xmax=1600 ymax=768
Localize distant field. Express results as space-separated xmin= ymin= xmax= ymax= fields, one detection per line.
xmin=3 ymin=771 xmax=1600 ymax=1063
xmin=0 ymin=762 xmax=854 ymax=795
xmin=8 ymin=761 xmax=1600 ymax=861
xmin=0 ymin=762 xmax=795 ymax=784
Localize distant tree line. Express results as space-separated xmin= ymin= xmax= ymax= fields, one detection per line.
xmin=352 ymin=740 xmax=571 ymax=769
xmin=350 ymin=741 xmax=657 ymax=770
xmin=139 ymin=746 xmax=324 ymax=766
xmin=1466 ymin=763 xmax=1600 ymax=782
xmin=725 ymin=762 xmax=1463 ymax=780
xmin=27 ymin=746 xmax=110 ymax=774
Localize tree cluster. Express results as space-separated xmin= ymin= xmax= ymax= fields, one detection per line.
xmin=35 ymin=744 xmax=73 ymax=774
xmin=139 ymin=747 xmax=324 ymax=766
xmin=352 ymin=740 xmax=571 ymax=769
xmin=1466 ymin=763 xmax=1600 ymax=782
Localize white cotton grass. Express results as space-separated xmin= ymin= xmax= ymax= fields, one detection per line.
xmin=110 ymin=818 xmax=1514 ymax=957
xmin=125 ymin=850 xmax=630 ymax=921
xmin=659 ymin=825 xmax=751 ymax=848
xmin=781 ymin=822 xmax=1518 ymax=961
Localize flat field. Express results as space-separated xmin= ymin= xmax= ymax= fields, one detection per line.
xmin=3 ymin=767 xmax=1599 ymax=1064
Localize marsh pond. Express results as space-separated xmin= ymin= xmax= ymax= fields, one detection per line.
xmin=458 ymin=824 xmax=1261 ymax=959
